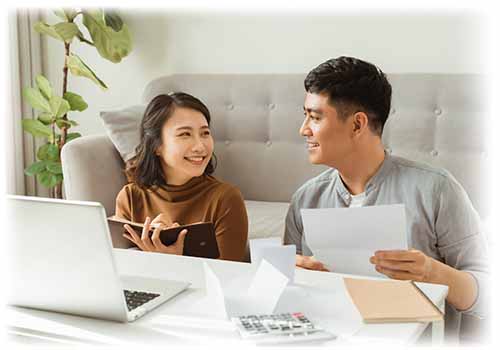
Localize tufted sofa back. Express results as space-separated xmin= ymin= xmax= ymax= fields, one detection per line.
xmin=142 ymin=74 xmax=489 ymax=219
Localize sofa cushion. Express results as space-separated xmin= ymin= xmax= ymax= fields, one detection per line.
xmin=99 ymin=105 xmax=145 ymax=161
xmin=244 ymin=200 xmax=289 ymax=240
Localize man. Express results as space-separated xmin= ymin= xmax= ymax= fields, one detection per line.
xmin=284 ymin=56 xmax=488 ymax=338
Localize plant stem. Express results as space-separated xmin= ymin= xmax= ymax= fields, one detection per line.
xmin=54 ymin=41 xmax=71 ymax=199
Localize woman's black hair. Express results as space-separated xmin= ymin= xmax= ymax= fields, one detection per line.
xmin=125 ymin=92 xmax=217 ymax=189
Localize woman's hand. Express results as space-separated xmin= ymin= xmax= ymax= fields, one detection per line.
xmin=123 ymin=216 xmax=187 ymax=255
xmin=369 ymin=249 xmax=435 ymax=282
xmin=150 ymin=213 xmax=176 ymax=228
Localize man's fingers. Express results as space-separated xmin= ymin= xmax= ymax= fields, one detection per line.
xmin=374 ymin=250 xmax=417 ymax=262
xmin=375 ymin=260 xmax=417 ymax=274
xmin=376 ymin=266 xmax=416 ymax=281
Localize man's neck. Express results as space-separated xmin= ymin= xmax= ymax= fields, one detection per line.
xmin=336 ymin=144 xmax=386 ymax=195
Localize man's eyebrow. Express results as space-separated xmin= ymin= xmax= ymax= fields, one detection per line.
xmin=303 ymin=106 xmax=323 ymax=114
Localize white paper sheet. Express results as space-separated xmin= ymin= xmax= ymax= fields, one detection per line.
xmin=201 ymin=259 xmax=289 ymax=318
xmin=301 ymin=204 xmax=408 ymax=277
xmin=250 ymin=238 xmax=296 ymax=282
xmin=246 ymin=260 xmax=290 ymax=314
xmin=202 ymin=262 xmax=230 ymax=319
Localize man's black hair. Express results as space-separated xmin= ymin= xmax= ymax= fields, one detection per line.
xmin=304 ymin=56 xmax=392 ymax=136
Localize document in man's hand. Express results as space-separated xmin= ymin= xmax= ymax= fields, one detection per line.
xmin=301 ymin=204 xmax=407 ymax=277
xmin=343 ymin=277 xmax=443 ymax=323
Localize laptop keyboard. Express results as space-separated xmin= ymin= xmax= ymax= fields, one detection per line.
xmin=123 ymin=290 xmax=160 ymax=311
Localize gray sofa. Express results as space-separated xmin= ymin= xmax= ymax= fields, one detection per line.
xmin=61 ymin=73 xmax=488 ymax=343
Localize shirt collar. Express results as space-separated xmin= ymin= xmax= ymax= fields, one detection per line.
xmin=334 ymin=150 xmax=394 ymax=204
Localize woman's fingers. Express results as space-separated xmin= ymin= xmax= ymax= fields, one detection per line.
xmin=140 ymin=217 xmax=155 ymax=251
xmin=151 ymin=224 xmax=165 ymax=250
xmin=175 ymin=229 xmax=188 ymax=255
xmin=124 ymin=225 xmax=143 ymax=249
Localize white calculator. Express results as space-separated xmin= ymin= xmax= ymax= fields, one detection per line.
xmin=231 ymin=312 xmax=336 ymax=344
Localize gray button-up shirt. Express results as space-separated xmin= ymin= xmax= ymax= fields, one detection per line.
xmin=284 ymin=153 xmax=489 ymax=339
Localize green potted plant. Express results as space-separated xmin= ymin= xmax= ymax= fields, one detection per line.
xmin=22 ymin=8 xmax=132 ymax=198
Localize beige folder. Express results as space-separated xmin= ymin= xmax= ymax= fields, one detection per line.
xmin=344 ymin=277 xmax=444 ymax=323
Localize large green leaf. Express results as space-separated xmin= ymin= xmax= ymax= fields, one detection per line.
xmin=104 ymin=11 xmax=123 ymax=31
xmin=66 ymin=54 xmax=108 ymax=90
xmin=46 ymin=161 xmax=63 ymax=174
xmin=24 ymin=161 xmax=48 ymax=176
xmin=53 ymin=8 xmax=78 ymax=22
xmin=47 ymin=144 xmax=60 ymax=161
xmin=56 ymin=119 xmax=78 ymax=129
xmin=66 ymin=132 xmax=82 ymax=142
xmin=38 ymin=171 xmax=63 ymax=188
xmin=63 ymin=91 xmax=88 ymax=111
xmin=35 ymin=75 xmax=52 ymax=100
xmin=37 ymin=112 xmax=53 ymax=125
xmin=34 ymin=22 xmax=80 ymax=43
xmin=49 ymin=95 xmax=70 ymax=119
xmin=22 ymin=119 xmax=52 ymax=138
xmin=23 ymin=87 xmax=51 ymax=113
xmin=82 ymin=10 xmax=132 ymax=63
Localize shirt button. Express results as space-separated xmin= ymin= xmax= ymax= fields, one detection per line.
xmin=434 ymin=108 xmax=442 ymax=116
xmin=431 ymin=150 xmax=438 ymax=157
xmin=268 ymin=103 xmax=276 ymax=110
xmin=266 ymin=140 xmax=272 ymax=147
xmin=225 ymin=140 xmax=231 ymax=146
xmin=390 ymin=108 xmax=396 ymax=115
xmin=226 ymin=103 xmax=234 ymax=111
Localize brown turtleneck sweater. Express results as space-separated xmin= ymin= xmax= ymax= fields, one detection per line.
xmin=115 ymin=175 xmax=248 ymax=262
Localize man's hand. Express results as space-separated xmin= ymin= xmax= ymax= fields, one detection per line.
xmin=295 ymin=254 xmax=330 ymax=272
xmin=123 ymin=216 xmax=187 ymax=255
xmin=369 ymin=249 xmax=435 ymax=282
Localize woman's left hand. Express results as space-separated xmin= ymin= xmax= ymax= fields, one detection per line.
xmin=369 ymin=249 xmax=435 ymax=282
xmin=123 ymin=216 xmax=187 ymax=255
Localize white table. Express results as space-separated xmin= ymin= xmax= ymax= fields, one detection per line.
xmin=6 ymin=248 xmax=448 ymax=346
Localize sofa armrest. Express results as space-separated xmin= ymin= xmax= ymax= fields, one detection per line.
xmin=61 ymin=135 xmax=127 ymax=216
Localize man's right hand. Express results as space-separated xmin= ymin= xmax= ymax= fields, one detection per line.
xmin=295 ymin=254 xmax=330 ymax=272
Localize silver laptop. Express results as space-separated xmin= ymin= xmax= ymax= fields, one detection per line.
xmin=6 ymin=195 xmax=190 ymax=322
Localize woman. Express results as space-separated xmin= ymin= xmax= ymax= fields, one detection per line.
xmin=115 ymin=92 xmax=248 ymax=262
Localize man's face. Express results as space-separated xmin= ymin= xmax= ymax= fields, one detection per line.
xmin=300 ymin=92 xmax=354 ymax=167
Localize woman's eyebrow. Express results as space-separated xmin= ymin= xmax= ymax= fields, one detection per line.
xmin=176 ymin=125 xmax=209 ymax=131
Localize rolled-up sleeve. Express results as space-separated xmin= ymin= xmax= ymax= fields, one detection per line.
xmin=284 ymin=193 xmax=313 ymax=256
xmin=435 ymin=173 xmax=490 ymax=318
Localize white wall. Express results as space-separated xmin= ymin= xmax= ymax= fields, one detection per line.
xmin=41 ymin=10 xmax=484 ymax=137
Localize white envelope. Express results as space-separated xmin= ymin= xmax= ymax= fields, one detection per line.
xmin=250 ymin=238 xmax=296 ymax=282
xmin=301 ymin=204 xmax=408 ymax=277
xmin=201 ymin=259 xmax=289 ymax=318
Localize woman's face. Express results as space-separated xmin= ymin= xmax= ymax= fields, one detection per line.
xmin=157 ymin=107 xmax=214 ymax=185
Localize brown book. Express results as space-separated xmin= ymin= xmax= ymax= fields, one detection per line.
xmin=344 ymin=277 xmax=443 ymax=323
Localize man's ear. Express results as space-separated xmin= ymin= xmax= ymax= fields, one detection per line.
xmin=352 ymin=112 xmax=369 ymax=135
